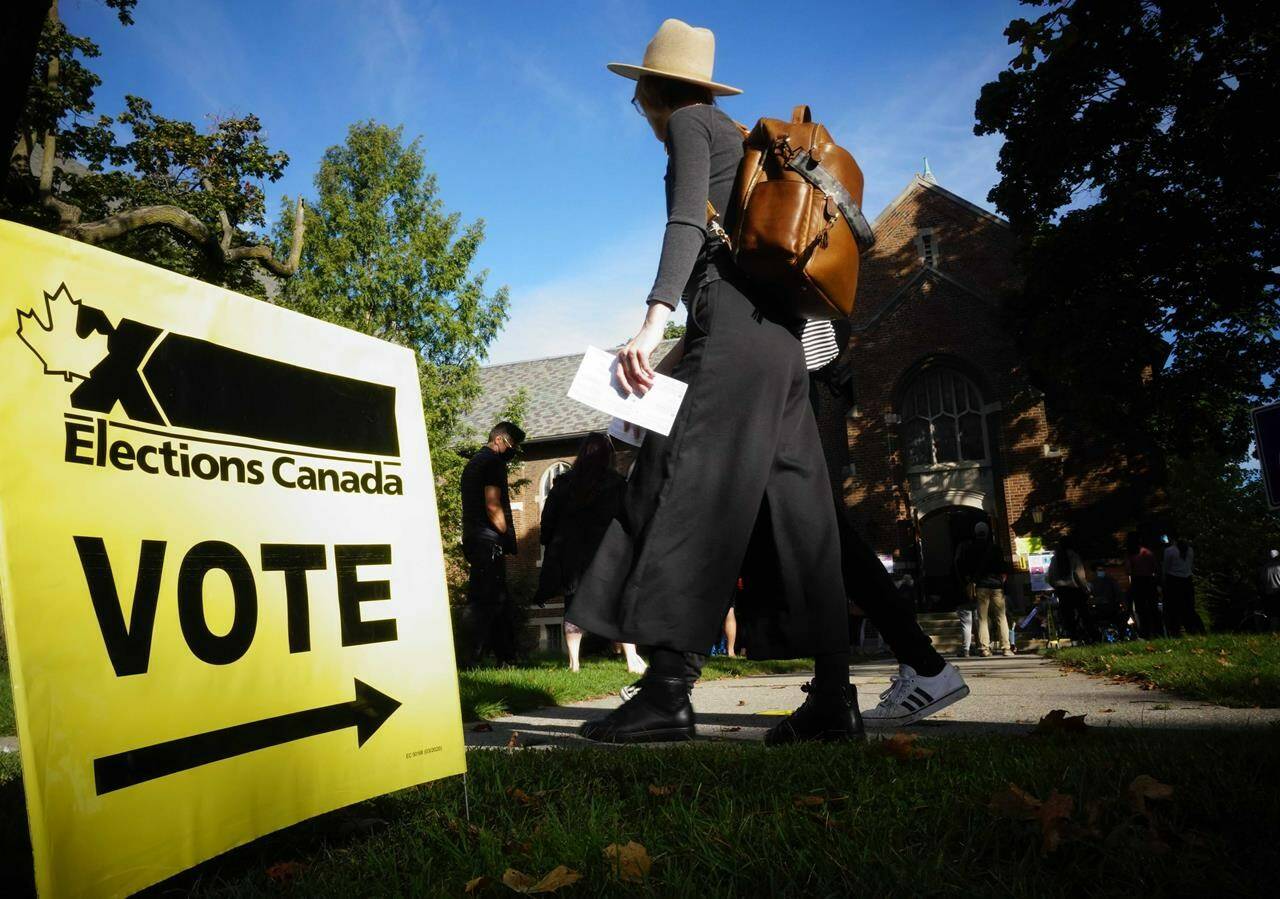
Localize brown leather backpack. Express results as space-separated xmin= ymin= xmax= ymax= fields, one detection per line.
xmin=709 ymin=105 xmax=875 ymax=320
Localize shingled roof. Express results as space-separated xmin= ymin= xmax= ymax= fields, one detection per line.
xmin=462 ymin=339 xmax=680 ymax=444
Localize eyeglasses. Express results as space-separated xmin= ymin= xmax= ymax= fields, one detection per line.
xmin=631 ymin=96 xmax=645 ymax=116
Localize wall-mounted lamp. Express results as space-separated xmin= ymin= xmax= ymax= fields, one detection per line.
xmin=1031 ymin=506 xmax=1045 ymax=525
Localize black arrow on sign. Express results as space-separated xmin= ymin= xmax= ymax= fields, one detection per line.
xmin=93 ymin=679 xmax=401 ymax=795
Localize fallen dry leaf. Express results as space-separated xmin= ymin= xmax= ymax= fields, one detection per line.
xmin=988 ymin=784 xmax=1075 ymax=854
xmin=1126 ymin=775 xmax=1174 ymax=818
xmin=507 ymin=731 xmax=522 ymax=748
xmin=501 ymin=866 xmax=581 ymax=894
xmin=504 ymin=838 xmax=533 ymax=855
xmin=720 ymin=726 xmax=741 ymax=733
xmin=1098 ymin=708 xmax=1114 ymax=713
xmin=794 ymin=794 xmax=826 ymax=808
xmin=1033 ymin=709 xmax=1089 ymax=735
xmin=265 ymin=861 xmax=305 ymax=884
xmin=503 ymin=869 xmax=536 ymax=892
xmin=465 ymin=875 xmax=491 ymax=893
xmin=737 ymin=700 xmax=747 ymax=706
xmin=472 ymin=722 xmax=494 ymax=733
xmin=507 ymin=787 xmax=541 ymax=807
xmin=988 ymin=783 xmax=1042 ymax=819
xmin=877 ymin=732 xmax=935 ymax=760
xmin=1039 ymin=790 xmax=1075 ymax=853
xmin=603 ymin=841 xmax=652 ymax=883
xmin=648 ymin=784 xmax=675 ymax=797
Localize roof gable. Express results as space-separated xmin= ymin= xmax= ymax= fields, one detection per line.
xmin=463 ymin=339 xmax=680 ymax=444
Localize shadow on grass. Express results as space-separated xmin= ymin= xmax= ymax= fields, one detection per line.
xmin=2 ymin=728 xmax=1275 ymax=897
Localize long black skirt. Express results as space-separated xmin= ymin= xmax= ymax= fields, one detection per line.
xmin=567 ymin=275 xmax=847 ymax=659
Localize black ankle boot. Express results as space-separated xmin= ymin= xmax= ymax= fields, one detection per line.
xmin=764 ymin=681 xmax=865 ymax=746
xmin=579 ymin=675 xmax=695 ymax=744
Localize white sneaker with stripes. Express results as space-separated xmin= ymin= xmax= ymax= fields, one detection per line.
xmin=862 ymin=662 xmax=970 ymax=728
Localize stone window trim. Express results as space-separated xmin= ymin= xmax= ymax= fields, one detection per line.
xmin=534 ymin=461 xmax=571 ymax=566
xmin=899 ymin=367 xmax=991 ymax=469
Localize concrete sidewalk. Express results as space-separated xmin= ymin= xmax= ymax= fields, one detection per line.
xmin=465 ymin=654 xmax=1280 ymax=748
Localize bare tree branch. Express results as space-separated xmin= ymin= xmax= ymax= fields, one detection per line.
xmin=68 ymin=197 xmax=306 ymax=277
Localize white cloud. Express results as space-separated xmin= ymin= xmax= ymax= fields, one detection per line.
xmin=486 ymin=226 xmax=660 ymax=364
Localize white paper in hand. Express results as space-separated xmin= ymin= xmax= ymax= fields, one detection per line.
xmin=567 ymin=346 xmax=687 ymax=436
xmin=608 ymin=416 xmax=646 ymax=447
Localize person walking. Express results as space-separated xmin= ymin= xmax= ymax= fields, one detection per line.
xmin=1162 ymin=535 xmax=1204 ymax=636
xmin=954 ymin=522 xmax=1012 ymax=656
xmin=1048 ymin=536 xmax=1099 ymax=644
xmin=570 ymin=19 xmax=861 ymax=745
xmin=460 ymin=421 xmax=525 ymax=666
xmin=535 ymin=433 xmax=645 ymax=673
xmin=1126 ymin=532 xmax=1163 ymax=638
xmin=805 ymin=319 xmax=969 ymax=725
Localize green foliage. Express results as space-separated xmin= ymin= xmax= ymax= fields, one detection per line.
xmin=662 ymin=320 xmax=686 ymax=339
xmin=3 ymin=7 xmax=292 ymax=296
xmin=274 ymin=121 xmax=509 ymax=564
xmin=1164 ymin=454 xmax=1280 ymax=625
xmin=974 ymin=0 xmax=1280 ymax=458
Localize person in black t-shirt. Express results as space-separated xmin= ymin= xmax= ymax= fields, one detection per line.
xmin=460 ymin=421 xmax=525 ymax=666
xmin=954 ymin=522 xmax=1013 ymax=656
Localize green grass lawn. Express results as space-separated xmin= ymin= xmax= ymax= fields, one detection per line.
xmin=0 ymin=667 xmax=12 ymax=735
xmin=1048 ymin=633 xmax=1280 ymax=707
xmin=459 ymin=656 xmax=811 ymax=722
xmin=1 ymin=731 xmax=1273 ymax=897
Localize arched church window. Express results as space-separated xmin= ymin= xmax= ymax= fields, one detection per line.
xmin=900 ymin=368 xmax=989 ymax=467
xmin=538 ymin=461 xmax=572 ymax=504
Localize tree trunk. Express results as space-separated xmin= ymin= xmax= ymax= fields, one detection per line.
xmin=0 ymin=0 xmax=53 ymax=193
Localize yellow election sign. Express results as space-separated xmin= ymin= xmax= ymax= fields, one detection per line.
xmin=0 ymin=221 xmax=465 ymax=897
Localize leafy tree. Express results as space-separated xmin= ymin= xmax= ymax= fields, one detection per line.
xmin=3 ymin=0 xmax=302 ymax=295
xmin=274 ymin=121 xmax=509 ymax=558
xmin=974 ymin=0 xmax=1279 ymax=459
xmin=1164 ymin=454 xmax=1280 ymax=627
xmin=663 ymin=321 xmax=686 ymax=339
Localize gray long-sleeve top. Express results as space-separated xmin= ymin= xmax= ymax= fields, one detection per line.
xmin=646 ymin=104 xmax=746 ymax=309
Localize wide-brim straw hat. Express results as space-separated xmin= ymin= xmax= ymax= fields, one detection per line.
xmin=607 ymin=18 xmax=741 ymax=96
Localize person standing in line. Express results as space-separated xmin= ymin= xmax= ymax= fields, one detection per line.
xmin=1126 ymin=532 xmax=1163 ymax=638
xmin=954 ymin=522 xmax=1012 ymax=656
xmin=1260 ymin=550 xmax=1280 ymax=626
xmin=536 ymin=433 xmax=647 ymax=674
xmin=1162 ymin=534 xmax=1204 ymax=636
xmin=1048 ymin=536 xmax=1099 ymax=644
xmin=722 ymin=606 xmax=738 ymax=657
xmin=804 ymin=319 xmax=969 ymax=725
xmin=570 ymin=19 xmax=861 ymax=745
xmin=460 ymin=421 xmax=525 ymax=666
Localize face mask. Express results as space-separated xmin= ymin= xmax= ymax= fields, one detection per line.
xmin=500 ymin=446 xmax=518 ymax=462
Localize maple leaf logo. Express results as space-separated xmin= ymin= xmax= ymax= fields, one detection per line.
xmin=16 ymin=284 xmax=111 ymax=382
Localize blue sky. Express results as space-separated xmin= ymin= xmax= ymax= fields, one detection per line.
xmin=63 ymin=0 xmax=1027 ymax=363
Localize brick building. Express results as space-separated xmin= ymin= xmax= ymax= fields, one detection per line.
xmin=463 ymin=171 xmax=1151 ymax=636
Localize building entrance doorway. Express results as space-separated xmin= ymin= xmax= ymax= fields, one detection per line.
xmin=918 ymin=505 xmax=990 ymax=610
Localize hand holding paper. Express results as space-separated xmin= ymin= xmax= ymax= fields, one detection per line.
xmin=568 ymin=346 xmax=687 ymax=436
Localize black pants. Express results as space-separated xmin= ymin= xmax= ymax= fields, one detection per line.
xmin=465 ymin=539 xmax=517 ymax=665
xmin=809 ymin=369 xmax=943 ymax=674
xmin=1130 ymin=575 xmax=1162 ymax=638
xmin=1163 ymin=575 xmax=1204 ymax=636
xmin=1057 ymin=586 xmax=1099 ymax=643
xmin=570 ymin=276 xmax=846 ymax=660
